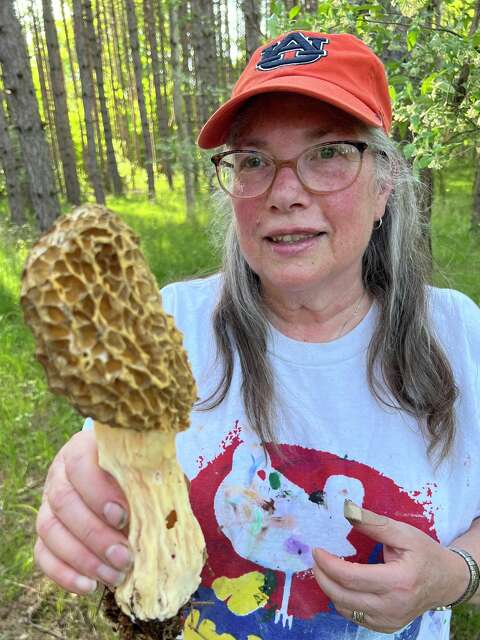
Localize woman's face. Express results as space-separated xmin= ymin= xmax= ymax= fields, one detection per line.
xmin=229 ymin=93 xmax=390 ymax=299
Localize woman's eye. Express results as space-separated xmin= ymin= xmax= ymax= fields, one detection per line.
xmin=314 ymin=146 xmax=336 ymax=160
xmin=240 ymin=155 xmax=264 ymax=169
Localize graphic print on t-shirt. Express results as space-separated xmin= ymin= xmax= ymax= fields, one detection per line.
xmin=183 ymin=423 xmax=441 ymax=640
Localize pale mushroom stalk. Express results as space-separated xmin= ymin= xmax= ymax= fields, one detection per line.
xmin=20 ymin=204 xmax=206 ymax=623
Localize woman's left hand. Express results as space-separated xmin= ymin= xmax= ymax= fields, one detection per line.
xmin=312 ymin=502 xmax=469 ymax=633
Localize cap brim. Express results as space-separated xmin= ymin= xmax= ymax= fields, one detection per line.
xmin=197 ymin=76 xmax=383 ymax=149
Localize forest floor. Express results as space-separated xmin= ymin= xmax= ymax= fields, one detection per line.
xmin=1 ymin=176 xmax=480 ymax=639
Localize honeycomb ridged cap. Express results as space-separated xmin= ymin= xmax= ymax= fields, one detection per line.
xmin=21 ymin=204 xmax=197 ymax=432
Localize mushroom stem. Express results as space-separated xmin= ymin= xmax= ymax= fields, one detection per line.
xmin=94 ymin=421 xmax=205 ymax=621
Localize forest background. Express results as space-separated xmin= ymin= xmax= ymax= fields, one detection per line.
xmin=0 ymin=0 xmax=480 ymax=638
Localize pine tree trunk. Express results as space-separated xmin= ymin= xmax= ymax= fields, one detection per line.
xmin=109 ymin=0 xmax=132 ymax=164
xmin=71 ymin=0 xmax=105 ymax=203
xmin=180 ymin=7 xmax=199 ymax=191
xmin=242 ymin=0 xmax=262 ymax=59
xmin=143 ymin=0 xmax=173 ymax=188
xmin=30 ymin=3 xmax=64 ymax=197
xmin=60 ymin=0 xmax=87 ymax=153
xmin=169 ymin=0 xmax=195 ymax=219
xmin=0 ymin=0 xmax=60 ymax=232
xmin=125 ymin=0 xmax=155 ymax=198
xmin=191 ymin=0 xmax=219 ymax=127
xmin=118 ymin=0 xmax=140 ymax=187
xmin=84 ymin=0 xmax=123 ymax=195
xmin=0 ymin=95 xmax=27 ymax=225
xmin=42 ymin=0 xmax=81 ymax=205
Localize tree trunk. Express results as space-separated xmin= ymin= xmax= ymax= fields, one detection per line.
xmin=169 ymin=0 xmax=195 ymax=219
xmin=84 ymin=0 xmax=123 ymax=195
xmin=42 ymin=0 xmax=81 ymax=205
xmin=180 ymin=6 xmax=199 ymax=191
xmin=118 ymin=0 xmax=140 ymax=188
xmin=191 ymin=0 xmax=219 ymax=128
xmin=242 ymin=0 xmax=262 ymax=59
xmin=71 ymin=0 xmax=105 ymax=203
xmin=143 ymin=0 xmax=173 ymax=188
xmin=30 ymin=3 xmax=64 ymax=198
xmin=125 ymin=0 xmax=155 ymax=198
xmin=0 ymin=0 xmax=60 ymax=232
xmin=0 ymin=95 xmax=27 ymax=225
xmin=60 ymin=0 xmax=86 ymax=152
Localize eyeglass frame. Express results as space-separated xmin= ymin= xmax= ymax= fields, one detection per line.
xmin=211 ymin=140 xmax=369 ymax=199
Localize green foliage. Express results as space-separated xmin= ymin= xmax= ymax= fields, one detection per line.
xmin=265 ymin=0 xmax=480 ymax=173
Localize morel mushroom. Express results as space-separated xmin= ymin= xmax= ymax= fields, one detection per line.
xmin=20 ymin=204 xmax=206 ymax=623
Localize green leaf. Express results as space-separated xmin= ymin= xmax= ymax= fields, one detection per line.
xmin=406 ymin=28 xmax=419 ymax=52
xmin=289 ymin=5 xmax=301 ymax=19
xmin=421 ymin=73 xmax=437 ymax=96
xmin=416 ymin=155 xmax=432 ymax=169
xmin=389 ymin=84 xmax=397 ymax=102
xmin=403 ymin=143 xmax=416 ymax=159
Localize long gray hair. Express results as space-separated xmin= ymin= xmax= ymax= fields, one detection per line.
xmin=198 ymin=125 xmax=458 ymax=464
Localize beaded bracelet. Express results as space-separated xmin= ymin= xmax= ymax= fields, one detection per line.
xmin=434 ymin=547 xmax=480 ymax=610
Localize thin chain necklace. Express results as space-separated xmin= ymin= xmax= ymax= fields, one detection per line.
xmin=334 ymin=290 xmax=367 ymax=340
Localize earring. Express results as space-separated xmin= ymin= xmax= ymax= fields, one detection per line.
xmin=373 ymin=218 xmax=383 ymax=230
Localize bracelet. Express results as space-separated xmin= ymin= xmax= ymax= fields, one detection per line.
xmin=434 ymin=547 xmax=480 ymax=610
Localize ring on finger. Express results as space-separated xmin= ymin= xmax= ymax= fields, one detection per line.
xmin=352 ymin=610 xmax=366 ymax=624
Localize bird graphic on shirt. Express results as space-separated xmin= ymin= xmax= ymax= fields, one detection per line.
xmin=214 ymin=440 xmax=365 ymax=629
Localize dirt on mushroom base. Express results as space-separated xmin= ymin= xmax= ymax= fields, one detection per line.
xmin=103 ymin=589 xmax=187 ymax=640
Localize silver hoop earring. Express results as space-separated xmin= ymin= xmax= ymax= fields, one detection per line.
xmin=373 ymin=218 xmax=383 ymax=230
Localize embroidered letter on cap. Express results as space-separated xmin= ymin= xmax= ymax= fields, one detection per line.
xmin=256 ymin=32 xmax=329 ymax=71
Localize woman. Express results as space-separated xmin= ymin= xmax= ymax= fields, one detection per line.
xmin=35 ymin=31 xmax=480 ymax=639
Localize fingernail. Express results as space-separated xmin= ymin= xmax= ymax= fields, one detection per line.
xmin=104 ymin=502 xmax=128 ymax=529
xmin=96 ymin=564 xmax=126 ymax=587
xmin=75 ymin=575 xmax=97 ymax=593
xmin=344 ymin=499 xmax=362 ymax=524
xmin=106 ymin=544 xmax=133 ymax=571
xmin=344 ymin=499 xmax=388 ymax=526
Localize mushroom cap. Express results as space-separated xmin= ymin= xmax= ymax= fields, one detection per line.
xmin=20 ymin=204 xmax=197 ymax=433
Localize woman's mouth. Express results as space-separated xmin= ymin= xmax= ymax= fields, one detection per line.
xmin=265 ymin=232 xmax=326 ymax=255
xmin=267 ymin=232 xmax=324 ymax=244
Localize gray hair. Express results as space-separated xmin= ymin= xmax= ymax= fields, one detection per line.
xmin=199 ymin=126 xmax=457 ymax=464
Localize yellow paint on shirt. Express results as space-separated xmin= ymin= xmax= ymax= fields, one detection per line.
xmin=184 ymin=609 xmax=236 ymax=640
xmin=212 ymin=572 xmax=269 ymax=615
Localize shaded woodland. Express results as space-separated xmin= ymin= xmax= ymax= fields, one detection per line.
xmin=0 ymin=0 xmax=479 ymax=232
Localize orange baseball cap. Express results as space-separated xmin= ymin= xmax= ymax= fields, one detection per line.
xmin=197 ymin=31 xmax=392 ymax=149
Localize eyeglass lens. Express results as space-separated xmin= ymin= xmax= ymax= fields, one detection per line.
xmin=216 ymin=143 xmax=363 ymax=198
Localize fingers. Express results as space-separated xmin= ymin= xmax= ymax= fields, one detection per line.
xmin=36 ymin=430 xmax=133 ymax=595
xmin=36 ymin=499 xmax=130 ymax=588
xmin=46 ymin=451 xmax=129 ymax=561
xmin=312 ymin=558 xmax=399 ymax=634
xmin=63 ymin=430 xmax=129 ymax=528
xmin=34 ymin=538 xmax=97 ymax=595
xmin=312 ymin=547 xmax=396 ymax=594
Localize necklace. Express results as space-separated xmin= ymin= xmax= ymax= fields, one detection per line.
xmin=334 ymin=290 xmax=367 ymax=340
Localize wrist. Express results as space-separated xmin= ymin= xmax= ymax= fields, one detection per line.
xmin=434 ymin=547 xmax=480 ymax=610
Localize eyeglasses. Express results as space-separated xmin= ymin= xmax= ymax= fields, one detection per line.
xmin=211 ymin=141 xmax=369 ymax=199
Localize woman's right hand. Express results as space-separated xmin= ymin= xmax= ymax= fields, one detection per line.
xmin=35 ymin=430 xmax=132 ymax=594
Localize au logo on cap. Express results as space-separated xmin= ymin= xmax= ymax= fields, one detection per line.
xmin=256 ymin=32 xmax=329 ymax=71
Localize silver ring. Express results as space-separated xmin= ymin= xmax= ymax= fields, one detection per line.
xmin=352 ymin=610 xmax=366 ymax=624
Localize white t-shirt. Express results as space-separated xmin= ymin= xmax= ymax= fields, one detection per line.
xmin=86 ymin=274 xmax=480 ymax=639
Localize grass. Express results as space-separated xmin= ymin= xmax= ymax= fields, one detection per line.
xmin=0 ymin=172 xmax=479 ymax=638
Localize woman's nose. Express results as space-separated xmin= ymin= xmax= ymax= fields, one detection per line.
xmin=266 ymin=166 xmax=310 ymax=211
